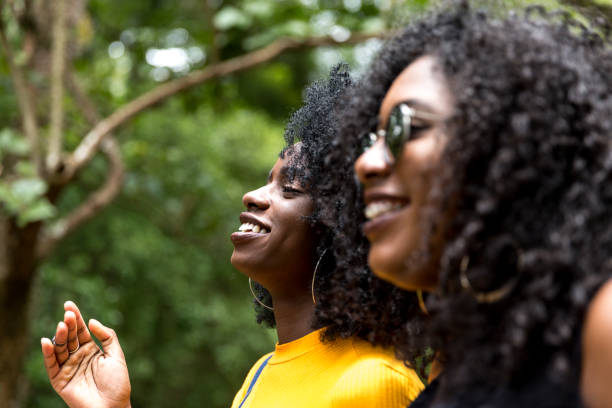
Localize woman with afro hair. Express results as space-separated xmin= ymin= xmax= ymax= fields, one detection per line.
xmin=320 ymin=1 xmax=612 ymax=407
xmin=40 ymin=66 xmax=426 ymax=408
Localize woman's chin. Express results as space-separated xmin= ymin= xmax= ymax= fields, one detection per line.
xmin=369 ymin=251 xmax=437 ymax=291
xmin=371 ymin=267 xmax=413 ymax=290
xmin=229 ymin=252 xmax=252 ymax=275
xmin=369 ymin=255 xmax=407 ymax=288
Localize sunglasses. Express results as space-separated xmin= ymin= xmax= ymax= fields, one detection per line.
xmin=362 ymin=103 xmax=444 ymax=162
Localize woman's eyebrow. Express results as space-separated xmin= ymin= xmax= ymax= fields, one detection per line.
xmin=401 ymin=98 xmax=436 ymax=113
xmin=380 ymin=98 xmax=438 ymax=129
xmin=267 ymin=167 xmax=291 ymax=184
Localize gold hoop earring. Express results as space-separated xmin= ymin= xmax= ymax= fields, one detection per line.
xmin=416 ymin=290 xmax=429 ymax=316
xmin=459 ymin=249 xmax=523 ymax=303
xmin=249 ymin=277 xmax=273 ymax=311
xmin=311 ymin=249 xmax=327 ymax=305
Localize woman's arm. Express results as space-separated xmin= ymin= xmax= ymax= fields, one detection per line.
xmin=41 ymin=301 xmax=132 ymax=408
xmin=581 ymin=279 xmax=612 ymax=408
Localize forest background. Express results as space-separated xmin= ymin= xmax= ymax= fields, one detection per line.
xmin=0 ymin=0 xmax=610 ymax=407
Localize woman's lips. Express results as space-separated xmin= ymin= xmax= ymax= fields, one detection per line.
xmin=230 ymin=231 xmax=268 ymax=245
xmin=362 ymin=203 xmax=409 ymax=238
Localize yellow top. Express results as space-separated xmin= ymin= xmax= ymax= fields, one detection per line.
xmin=230 ymin=328 xmax=424 ymax=408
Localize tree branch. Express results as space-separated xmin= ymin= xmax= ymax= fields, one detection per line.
xmin=36 ymin=137 xmax=123 ymax=260
xmin=63 ymin=32 xmax=384 ymax=180
xmin=0 ymin=12 xmax=42 ymax=175
xmin=0 ymin=212 xmax=8 ymax=282
xmin=46 ymin=0 xmax=68 ymax=175
xmin=36 ymin=71 xmax=125 ymax=260
xmin=560 ymin=0 xmax=612 ymax=22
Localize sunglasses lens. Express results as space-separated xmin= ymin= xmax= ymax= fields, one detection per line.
xmin=386 ymin=105 xmax=408 ymax=159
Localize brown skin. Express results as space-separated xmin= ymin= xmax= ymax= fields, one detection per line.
xmin=355 ymin=55 xmax=454 ymax=292
xmin=581 ymin=279 xmax=612 ymax=408
xmin=231 ymin=148 xmax=318 ymax=344
xmin=41 ymin=146 xmax=319 ymax=408
xmin=40 ymin=301 xmax=131 ymax=408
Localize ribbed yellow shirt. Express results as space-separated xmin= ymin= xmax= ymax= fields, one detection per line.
xmin=230 ymin=328 xmax=424 ymax=408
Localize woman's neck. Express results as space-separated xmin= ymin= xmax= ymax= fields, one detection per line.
xmin=271 ymin=291 xmax=317 ymax=344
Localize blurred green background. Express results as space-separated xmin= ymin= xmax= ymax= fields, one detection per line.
xmin=0 ymin=0 xmax=608 ymax=407
xmin=13 ymin=1 xmax=418 ymax=406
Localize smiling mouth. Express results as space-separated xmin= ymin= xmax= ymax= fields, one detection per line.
xmin=364 ymin=200 xmax=409 ymax=220
xmin=237 ymin=223 xmax=269 ymax=235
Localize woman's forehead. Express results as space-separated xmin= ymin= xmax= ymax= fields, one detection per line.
xmin=378 ymin=55 xmax=454 ymax=128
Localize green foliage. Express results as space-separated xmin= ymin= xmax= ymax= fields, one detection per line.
xmin=26 ymin=101 xmax=283 ymax=407
xmin=0 ymin=129 xmax=56 ymax=226
xmin=0 ymin=128 xmax=30 ymax=157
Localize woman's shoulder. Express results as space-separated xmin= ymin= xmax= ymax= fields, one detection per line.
xmin=242 ymin=351 xmax=275 ymax=381
xmin=347 ymin=338 xmax=416 ymax=376
xmin=581 ymin=278 xmax=612 ymax=408
xmin=328 ymin=339 xmax=424 ymax=407
xmin=230 ymin=351 xmax=274 ymax=408
xmin=583 ymin=279 xmax=612 ymax=338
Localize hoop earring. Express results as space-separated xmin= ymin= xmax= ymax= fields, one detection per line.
xmin=249 ymin=277 xmax=273 ymax=311
xmin=416 ymin=290 xmax=429 ymax=316
xmin=459 ymin=249 xmax=523 ymax=303
xmin=311 ymin=249 xmax=327 ymax=305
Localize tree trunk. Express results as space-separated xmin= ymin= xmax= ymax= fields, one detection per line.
xmin=0 ymin=218 xmax=41 ymax=408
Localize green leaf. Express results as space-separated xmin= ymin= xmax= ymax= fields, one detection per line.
xmin=0 ymin=128 xmax=30 ymax=156
xmin=0 ymin=183 xmax=15 ymax=211
xmin=11 ymin=178 xmax=48 ymax=205
xmin=214 ymin=7 xmax=252 ymax=30
xmin=17 ymin=199 xmax=56 ymax=226
xmin=243 ymin=1 xmax=274 ymax=19
xmin=281 ymin=20 xmax=310 ymax=37
xmin=15 ymin=161 xmax=36 ymax=177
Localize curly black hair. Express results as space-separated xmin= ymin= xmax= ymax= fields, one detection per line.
xmin=327 ymin=0 xmax=612 ymax=399
xmin=251 ymin=65 xmax=426 ymax=364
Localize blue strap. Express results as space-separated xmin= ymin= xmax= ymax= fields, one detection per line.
xmin=238 ymin=354 xmax=273 ymax=408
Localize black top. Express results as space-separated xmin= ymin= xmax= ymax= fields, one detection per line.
xmin=410 ymin=325 xmax=585 ymax=407
xmin=409 ymin=374 xmax=583 ymax=408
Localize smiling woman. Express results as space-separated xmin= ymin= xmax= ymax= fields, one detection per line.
xmin=227 ymin=65 xmax=424 ymax=408
xmin=357 ymin=55 xmax=453 ymax=292
xmin=327 ymin=1 xmax=612 ymax=407
xmin=230 ymin=149 xmax=317 ymax=317
xmin=40 ymin=66 xmax=425 ymax=408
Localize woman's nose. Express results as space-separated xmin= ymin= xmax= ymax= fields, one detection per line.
xmin=242 ymin=186 xmax=270 ymax=211
xmin=354 ymin=138 xmax=392 ymax=184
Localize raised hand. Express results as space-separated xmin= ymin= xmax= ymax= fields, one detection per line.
xmin=41 ymin=301 xmax=131 ymax=408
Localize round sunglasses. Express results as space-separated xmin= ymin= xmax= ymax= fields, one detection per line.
xmin=362 ymin=103 xmax=444 ymax=162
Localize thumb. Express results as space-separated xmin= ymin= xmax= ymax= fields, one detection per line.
xmin=88 ymin=319 xmax=125 ymax=360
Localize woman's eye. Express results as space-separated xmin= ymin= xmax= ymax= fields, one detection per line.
xmin=407 ymin=123 xmax=431 ymax=140
xmin=282 ymin=186 xmax=302 ymax=194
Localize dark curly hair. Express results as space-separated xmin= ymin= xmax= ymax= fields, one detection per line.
xmin=251 ymin=65 xmax=427 ymax=365
xmin=328 ymin=0 xmax=612 ymax=399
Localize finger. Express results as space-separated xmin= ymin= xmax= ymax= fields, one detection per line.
xmin=54 ymin=321 xmax=70 ymax=365
xmin=89 ymin=319 xmax=125 ymax=360
xmin=64 ymin=311 xmax=79 ymax=354
xmin=41 ymin=337 xmax=60 ymax=380
xmin=64 ymin=300 xmax=92 ymax=344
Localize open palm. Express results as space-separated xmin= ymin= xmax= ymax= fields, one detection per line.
xmin=41 ymin=301 xmax=131 ymax=408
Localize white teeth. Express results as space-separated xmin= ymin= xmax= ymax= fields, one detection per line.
xmin=364 ymin=201 xmax=405 ymax=220
xmin=237 ymin=222 xmax=269 ymax=234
